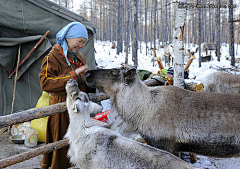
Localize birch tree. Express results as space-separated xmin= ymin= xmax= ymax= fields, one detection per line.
xmin=173 ymin=0 xmax=186 ymax=88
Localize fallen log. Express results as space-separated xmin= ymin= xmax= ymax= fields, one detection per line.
xmin=0 ymin=139 xmax=69 ymax=168
xmin=184 ymin=81 xmax=204 ymax=92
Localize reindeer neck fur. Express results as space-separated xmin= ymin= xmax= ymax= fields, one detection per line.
xmin=110 ymin=74 xmax=240 ymax=156
xmin=68 ymin=102 xmax=95 ymax=134
xmin=111 ymin=74 xmax=163 ymax=131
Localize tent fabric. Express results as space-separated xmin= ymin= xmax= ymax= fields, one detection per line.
xmin=0 ymin=0 xmax=97 ymax=116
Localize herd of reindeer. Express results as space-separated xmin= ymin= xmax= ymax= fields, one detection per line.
xmin=64 ymin=42 xmax=240 ymax=168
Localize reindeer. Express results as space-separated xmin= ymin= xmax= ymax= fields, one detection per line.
xmin=65 ymin=78 xmax=196 ymax=169
xmin=196 ymin=71 xmax=240 ymax=94
xmin=85 ymin=65 xmax=240 ymax=158
xmin=164 ymin=44 xmax=174 ymax=66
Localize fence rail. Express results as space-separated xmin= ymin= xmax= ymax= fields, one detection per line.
xmin=0 ymin=78 xmax=198 ymax=168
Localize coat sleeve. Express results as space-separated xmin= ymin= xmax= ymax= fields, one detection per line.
xmin=39 ymin=55 xmax=73 ymax=92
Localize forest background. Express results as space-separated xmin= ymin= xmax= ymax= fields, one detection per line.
xmin=49 ymin=0 xmax=240 ymax=67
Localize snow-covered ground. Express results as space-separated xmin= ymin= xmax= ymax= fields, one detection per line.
xmin=94 ymin=40 xmax=240 ymax=169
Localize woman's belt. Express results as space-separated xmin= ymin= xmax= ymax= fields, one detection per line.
xmin=49 ymin=91 xmax=66 ymax=96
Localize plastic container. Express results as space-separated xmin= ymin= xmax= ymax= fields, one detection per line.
xmin=24 ymin=127 xmax=38 ymax=147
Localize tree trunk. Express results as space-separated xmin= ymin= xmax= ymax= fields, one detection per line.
xmin=100 ymin=4 xmax=103 ymax=41
xmin=173 ymin=1 xmax=186 ymax=88
xmin=153 ymin=0 xmax=157 ymax=61
xmin=216 ymin=0 xmax=221 ymax=61
xmin=161 ymin=0 xmax=164 ymax=45
xmin=198 ymin=0 xmax=202 ymax=67
xmin=117 ymin=0 xmax=123 ymax=55
xmin=229 ymin=0 xmax=235 ymax=66
xmin=132 ymin=0 xmax=139 ymax=66
xmin=209 ymin=0 xmax=211 ymax=42
xmin=125 ymin=0 xmax=130 ymax=64
xmin=145 ymin=0 xmax=148 ymax=56
xmin=165 ymin=0 xmax=168 ymax=42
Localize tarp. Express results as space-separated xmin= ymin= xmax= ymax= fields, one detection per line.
xmin=0 ymin=0 xmax=97 ymax=116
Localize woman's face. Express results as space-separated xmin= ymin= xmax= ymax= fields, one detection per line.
xmin=67 ymin=37 xmax=87 ymax=54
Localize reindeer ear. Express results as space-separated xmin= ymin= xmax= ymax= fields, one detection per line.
xmin=124 ymin=68 xmax=136 ymax=85
xmin=72 ymin=100 xmax=82 ymax=113
xmin=72 ymin=102 xmax=79 ymax=113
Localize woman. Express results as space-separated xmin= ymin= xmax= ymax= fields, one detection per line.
xmin=39 ymin=22 xmax=95 ymax=169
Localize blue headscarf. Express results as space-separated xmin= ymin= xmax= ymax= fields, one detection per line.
xmin=56 ymin=22 xmax=88 ymax=66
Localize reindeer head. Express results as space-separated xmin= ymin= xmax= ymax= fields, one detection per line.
xmin=85 ymin=64 xmax=137 ymax=95
xmin=66 ymin=78 xmax=103 ymax=117
xmin=66 ymin=78 xmax=89 ymax=111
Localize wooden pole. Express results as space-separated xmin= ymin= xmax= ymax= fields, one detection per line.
xmin=0 ymin=139 xmax=69 ymax=168
xmin=184 ymin=55 xmax=195 ymax=71
xmin=8 ymin=30 xmax=50 ymax=78
xmin=8 ymin=45 xmax=21 ymax=133
xmin=0 ymin=102 xmax=66 ymax=128
xmin=0 ymin=93 xmax=110 ymax=128
xmin=156 ymin=57 xmax=164 ymax=70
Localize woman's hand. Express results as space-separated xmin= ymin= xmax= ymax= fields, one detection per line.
xmin=75 ymin=64 xmax=89 ymax=76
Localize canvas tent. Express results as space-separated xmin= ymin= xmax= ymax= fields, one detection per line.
xmin=0 ymin=0 xmax=97 ymax=116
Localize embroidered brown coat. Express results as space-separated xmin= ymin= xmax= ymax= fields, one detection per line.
xmin=39 ymin=44 xmax=93 ymax=169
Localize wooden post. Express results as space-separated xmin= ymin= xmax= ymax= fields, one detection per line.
xmin=165 ymin=75 xmax=172 ymax=85
xmin=156 ymin=57 xmax=164 ymax=70
xmin=9 ymin=30 xmax=50 ymax=78
xmin=0 ymin=139 xmax=69 ymax=168
xmin=184 ymin=55 xmax=195 ymax=71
